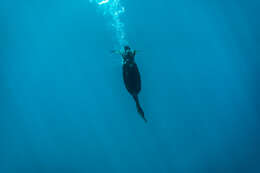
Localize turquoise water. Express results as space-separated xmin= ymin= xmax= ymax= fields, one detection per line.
xmin=1 ymin=0 xmax=259 ymax=172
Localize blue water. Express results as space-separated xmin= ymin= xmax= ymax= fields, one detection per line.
xmin=1 ymin=0 xmax=260 ymax=173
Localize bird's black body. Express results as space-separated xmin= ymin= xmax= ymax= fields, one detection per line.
xmin=123 ymin=62 xmax=141 ymax=95
xmin=121 ymin=46 xmax=147 ymax=122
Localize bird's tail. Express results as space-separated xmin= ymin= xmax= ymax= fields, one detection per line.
xmin=133 ymin=95 xmax=147 ymax=123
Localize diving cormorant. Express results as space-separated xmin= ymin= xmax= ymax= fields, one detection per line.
xmin=112 ymin=46 xmax=147 ymax=122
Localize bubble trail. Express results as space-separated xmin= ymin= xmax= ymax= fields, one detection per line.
xmin=89 ymin=0 xmax=128 ymax=48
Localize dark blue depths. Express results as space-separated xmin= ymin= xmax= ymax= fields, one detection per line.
xmin=0 ymin=0 xmax=259 ymax=173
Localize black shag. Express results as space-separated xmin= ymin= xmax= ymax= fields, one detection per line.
xmin=113 ymin=46 xmax=147 ymax=122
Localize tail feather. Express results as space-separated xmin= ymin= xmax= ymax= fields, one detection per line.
xmin=133 ymin=95 xmax=147 ymax=123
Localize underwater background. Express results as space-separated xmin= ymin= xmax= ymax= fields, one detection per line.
xmin=0 ymin=0 xmax=260 ymax=172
